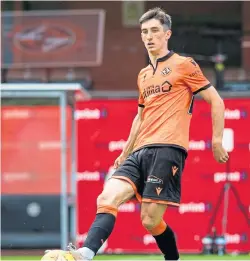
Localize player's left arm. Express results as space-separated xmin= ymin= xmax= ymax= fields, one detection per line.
xmin=199 ymin=87 xmax=229 ymax=163
xmin=182 ymin=58 xmax=229 ymax=163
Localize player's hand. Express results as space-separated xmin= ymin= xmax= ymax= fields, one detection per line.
xmin=114 ymin=153 xmax=127 ymax=169
xmin=212 ymin=142 xmax=229 ymax=163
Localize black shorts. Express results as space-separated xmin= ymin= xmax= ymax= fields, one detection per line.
xmin=112 ymin=146 xmax=186 ymax=206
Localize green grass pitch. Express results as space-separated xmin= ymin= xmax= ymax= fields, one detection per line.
xmin=1 ymin=254 xmax=250 ymax=260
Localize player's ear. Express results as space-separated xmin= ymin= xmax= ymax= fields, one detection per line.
xmin=165 ymin=30 xmax=172 ymax=41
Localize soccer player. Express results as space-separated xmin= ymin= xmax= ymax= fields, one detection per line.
xmin=69 ymin=7 xmax=229 ymax=261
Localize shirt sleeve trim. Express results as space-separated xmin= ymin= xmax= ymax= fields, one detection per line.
xmin=138 ymin=104 xmax=145 ymax=108
xmin=193 ymin=83 xmax=212 ymax=95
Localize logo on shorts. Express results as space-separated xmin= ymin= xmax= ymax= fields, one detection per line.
xmin=147 ymin=175 xmax=163 ymax=184
xmin=156 ymin=187 xmax=163 ymax=196
xmin=172 ymin=166 xmax=178 ymax=176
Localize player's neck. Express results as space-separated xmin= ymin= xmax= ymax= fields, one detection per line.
xmin=149 ymin=48 xmax=170 ymax=67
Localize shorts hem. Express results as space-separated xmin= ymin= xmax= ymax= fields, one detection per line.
xmin=111 ymin=174 xmax=142 ymax=202
xmin=142 ymin=197 xmax=180 ymax=207
xmin=133 ymin=143 xmax=187 ymax=156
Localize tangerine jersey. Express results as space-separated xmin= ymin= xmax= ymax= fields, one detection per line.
xmin=133 ymin=50 xmax=211 ymax=153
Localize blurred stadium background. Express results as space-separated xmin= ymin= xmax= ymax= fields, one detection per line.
xmin=1 ymin=0 xmax=250 ymax=260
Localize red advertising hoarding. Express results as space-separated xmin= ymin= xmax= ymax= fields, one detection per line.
xmin=1 ymin=106 xmax=72 ymax=194
xmin=1 ymin=99 xmax=249 ymax=253
xmin=76 ymin=98 xmax=250 ymax=253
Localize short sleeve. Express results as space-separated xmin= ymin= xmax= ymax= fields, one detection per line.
xmin=182 ymin=58 xmax=211 ymax=94
xmin=137 ymin=75 xmax=145 ymax=107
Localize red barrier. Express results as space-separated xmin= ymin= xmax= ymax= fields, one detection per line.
xmin=1 ymin=106 xmax=72 ymax=194
xmin=76 ymin=99 xmax=250 ymax=253
xmin=1 ymin=101 xmax=249 ymax=253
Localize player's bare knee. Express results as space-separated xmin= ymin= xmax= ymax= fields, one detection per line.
xmin=140 ymin=202 xmax=167 ymax=231
xmin=96 ymin=193 xmax=106 ymax=207
xmin=141 ymin=214 xmax=159 ymax=231
xmin=96 ymin=191 xmax=119 ymax=208
xmin=96 ymin=188 xmax=126 ymax=208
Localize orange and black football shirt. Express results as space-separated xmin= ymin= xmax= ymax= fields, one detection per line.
xmin=133 ymin=50 xmax=211 ymax=153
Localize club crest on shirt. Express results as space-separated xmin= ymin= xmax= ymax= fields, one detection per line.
xmin=161 ymin=67 xmax=171 ymax=76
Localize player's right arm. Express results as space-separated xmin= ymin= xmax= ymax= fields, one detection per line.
xmin=114 ymin=106 xmax=144 ymax=169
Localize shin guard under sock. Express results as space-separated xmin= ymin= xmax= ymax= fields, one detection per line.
xmin=83 ymin=212 xmax=116 ymax=254
xmin=153 ymin=223 xmax=179 ymax=260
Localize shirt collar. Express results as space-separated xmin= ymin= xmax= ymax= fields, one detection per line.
xmin=149 ymin=50 xmax=175 ymax=65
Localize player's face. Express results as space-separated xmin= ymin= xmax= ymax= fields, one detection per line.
xmin=141 ymin=19 xmax=171 ymax=55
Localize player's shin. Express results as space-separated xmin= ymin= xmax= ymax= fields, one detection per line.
xmin=150 ymin=221 xmax=180 ymax=261
xmin=78 ymin=206 xmax=117 ymax=259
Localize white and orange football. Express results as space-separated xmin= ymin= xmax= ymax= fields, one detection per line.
xmin=41 ymin=250 xmax=75 ymax=261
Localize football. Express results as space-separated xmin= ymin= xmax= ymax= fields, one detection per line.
xmin=41 ymin=250 xmax=75 ymax=261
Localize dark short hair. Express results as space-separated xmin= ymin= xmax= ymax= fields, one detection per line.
xmin=139 ymin=7 xmax=172 ymax=30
